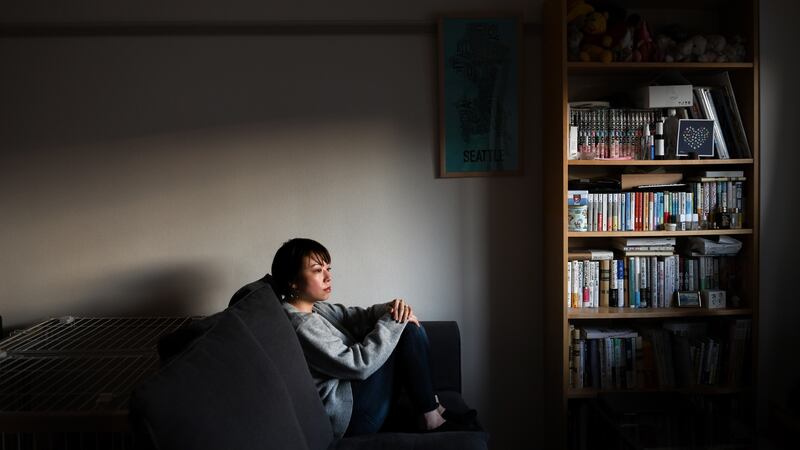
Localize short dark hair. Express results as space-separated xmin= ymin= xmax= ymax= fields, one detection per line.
xmin=271 ymin=238 xmax=331 ymax=301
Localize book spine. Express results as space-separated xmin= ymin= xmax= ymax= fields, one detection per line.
xmin=589 ymin=339 xmax=600 ymax=388
xmin=593 ymin=261 xmax=599 ymax=307
xmin=605 ymin=338 xmax=613 ymax=389
xmin=658 ymin=259 xmax=665 ymax=308
xmin=567 ymin=260 xmax=572 ymax=309
xmin=625 ymin=192 xmax=631 ymax=231
xmin=617 ymin=338 xmax=625 ymax=389
xmin=617 ymin=260 xmax=625 ymax=307
xmin=625 ymin=338 xmax=634 ymax=389
xmin=640 ymin=256 xmax=649 ymax=308
xmin=573 ymin=261 xmax=581 ymax=308
xmin=649 ymin=256 xmax=657 ymax=308
xmin=634 ymin=257 xmax=641 ymax=308
xmin=600 ymin=259 xmax=610 ymax=308
xmin=583 ymin=261 xmax=591 ymax=308
xmin=600 ymin=193 xmax=605 ymax=231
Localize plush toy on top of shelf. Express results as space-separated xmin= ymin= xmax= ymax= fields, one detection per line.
xmin=655 ymin=31 xmax=747 ymax=63
xmin=566 ymin=1 xmax=747 ymax=63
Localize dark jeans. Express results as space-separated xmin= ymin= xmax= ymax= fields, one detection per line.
xmin=344 ymin=324 xmax=438 ymax=436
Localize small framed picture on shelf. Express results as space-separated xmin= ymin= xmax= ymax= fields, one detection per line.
xmin=676 ymin=119 xmax=715 ymax=157
xmin=677 ymin=291 xmax=702 ymax=308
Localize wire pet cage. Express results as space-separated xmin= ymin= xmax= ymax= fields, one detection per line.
xmin=0 ymin=317 xmax=193 ymax=450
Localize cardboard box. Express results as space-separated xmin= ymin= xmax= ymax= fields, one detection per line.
xmin=637 ymin=85 xmax=693 ymax=108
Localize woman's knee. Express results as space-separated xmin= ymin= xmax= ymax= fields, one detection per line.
xmin=399 ymin=324 xmax=428 ymax=346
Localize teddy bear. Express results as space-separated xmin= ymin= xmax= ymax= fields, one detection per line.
xmin=567 ymin=0 xmax=595 ymax=23
xmin=578 ymin=11 xmax=614 ymax=63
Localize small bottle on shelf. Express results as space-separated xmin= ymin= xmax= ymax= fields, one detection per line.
xmin=654 ymin=117 xmax=665 ymax=160
xmin=663 ymin=108 xmax=679 ymax=159
xmin=641 ymin=121 xmax=650 ymax=160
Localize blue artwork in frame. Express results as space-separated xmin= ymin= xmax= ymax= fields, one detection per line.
xmin=438 ymin=16 xmax=522 ymax=177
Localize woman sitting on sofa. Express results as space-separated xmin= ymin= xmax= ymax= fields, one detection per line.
xmin=270 ymin=238 xmax=473 ymax=438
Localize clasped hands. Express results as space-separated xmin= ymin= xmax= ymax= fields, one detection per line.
xmin=388 ymin=298 xmax=420 ymax=327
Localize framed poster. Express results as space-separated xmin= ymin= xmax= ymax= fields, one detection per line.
xmin=438 ymin=16 xmax=522 ymax=177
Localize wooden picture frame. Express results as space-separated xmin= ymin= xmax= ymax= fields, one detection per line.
xmin=438 ymin=15 xmax=523 ymax=177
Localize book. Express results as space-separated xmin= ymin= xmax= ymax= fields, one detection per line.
xmin=694 ymin=87 xmax=730 ymax=159
xmin=568 ymin=249 xmax=614 ymax=260
xmin=709 ymin=72 xmax=752 ymax=158
xmin=600 ymin=260 xmax=610 ymax=307
xmin=614 ymin=246 xmax=675 ymax=252
xmin=620 ymin=173 xmax=683 ymax=190
xmin=613 ymin=237 xmax=676 ymax=246
xmin=580 ymin=327 xmax=638 ymax=339
xmin=710 ymin=88 xmax=742 ymax=158
xmin=703 ymin=170 xmax=744 ymax=178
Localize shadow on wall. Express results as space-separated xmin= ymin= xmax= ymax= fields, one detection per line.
xmin=23 ymin=264 xmax=218 ymax=330
xmin=484 ymin=35 xmax=544 ymax=449
xmin=758 ymin=2 xmax=800 ymax=437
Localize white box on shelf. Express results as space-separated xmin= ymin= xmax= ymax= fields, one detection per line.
xmin=637 ymin=85 xmax=693 ymax=108
xmin=702 ymin=290 xmax=727 ymax=309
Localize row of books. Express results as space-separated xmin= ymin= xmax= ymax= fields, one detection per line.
xmin=569 ymin=107 xmax=660 ymax=160
xmin=567 ymin=178 xmax=745 ymax=232
xmin=569 ymin=327 xmax=639 ymax=390
xmin=568 ymin=320 xmax=751 ymax=390
xmin=567 ymin=251 xmax=738 ymax=308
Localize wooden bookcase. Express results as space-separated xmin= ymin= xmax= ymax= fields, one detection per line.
xmin=542 ymin=1 xmax=759 ymax=448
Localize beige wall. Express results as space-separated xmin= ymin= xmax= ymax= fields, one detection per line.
xmin=0 ymin=1 xmax=543 ymax=447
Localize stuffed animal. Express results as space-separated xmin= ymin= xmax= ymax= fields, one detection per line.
xmin=578 ymin=11 xmax=614 ymax=62
xmin=583 ymin=10 xmax=608 ymax=36
xmin=655 ymin=34 xmax=677 ymax=62
xmin=566 ymin=0 xmax=593 ymax=61
xmin=580 ymin=43 xmax=613 ymax=63
xmin=567 ymin=0 xmax=594 ymax=23
xmin=630 ymin=16 xmax=655 ymax=62
xmin=567 ymin=22 xmax=584 ymax=60
xmin=722 ymin=36 xmax=747 ymax=62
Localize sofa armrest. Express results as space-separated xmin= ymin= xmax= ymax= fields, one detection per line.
xmin=421 ymin=321 xmax=461 ymax=393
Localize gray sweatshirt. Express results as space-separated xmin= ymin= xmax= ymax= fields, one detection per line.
xmin=282 ymin=301 xmax=406 ymax=438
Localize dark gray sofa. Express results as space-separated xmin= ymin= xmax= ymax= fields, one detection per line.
xmin=128 ymin=277 xmax=489 ymax=450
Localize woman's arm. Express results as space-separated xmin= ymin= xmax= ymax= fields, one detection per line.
xmin=294 ymin=313 xmax=406 ymax=380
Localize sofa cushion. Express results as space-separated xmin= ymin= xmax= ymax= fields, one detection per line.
xmin=334 ymin=431 xmax=490 ymax=450
xmin=129 ymin=311 xmax=312 ymax=450
xmin=225 ymin=280 xmax=333 ymax=449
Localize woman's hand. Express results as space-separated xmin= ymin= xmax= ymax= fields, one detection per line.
xmin=388 ymin=298 xmax=418 ymax=325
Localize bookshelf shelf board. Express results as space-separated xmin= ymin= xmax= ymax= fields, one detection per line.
xmin=567 ymin=307 xmax=752 ymax=320
xmin=567 ymin=62 xmax=754 ymax=73
xmin=568 ymin=159 xmax=754 ymax=166
xmin=567 ymin=385 xmax=746 ymax=399
xmin=568 ymin=229 xmax=752 ymax=238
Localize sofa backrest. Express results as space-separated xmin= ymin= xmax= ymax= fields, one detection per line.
xmin=129 ymin=281 xmax=333 ymax=450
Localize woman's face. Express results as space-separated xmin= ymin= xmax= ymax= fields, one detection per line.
xmin=294 ymin=254 xmax=332 ymax=302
